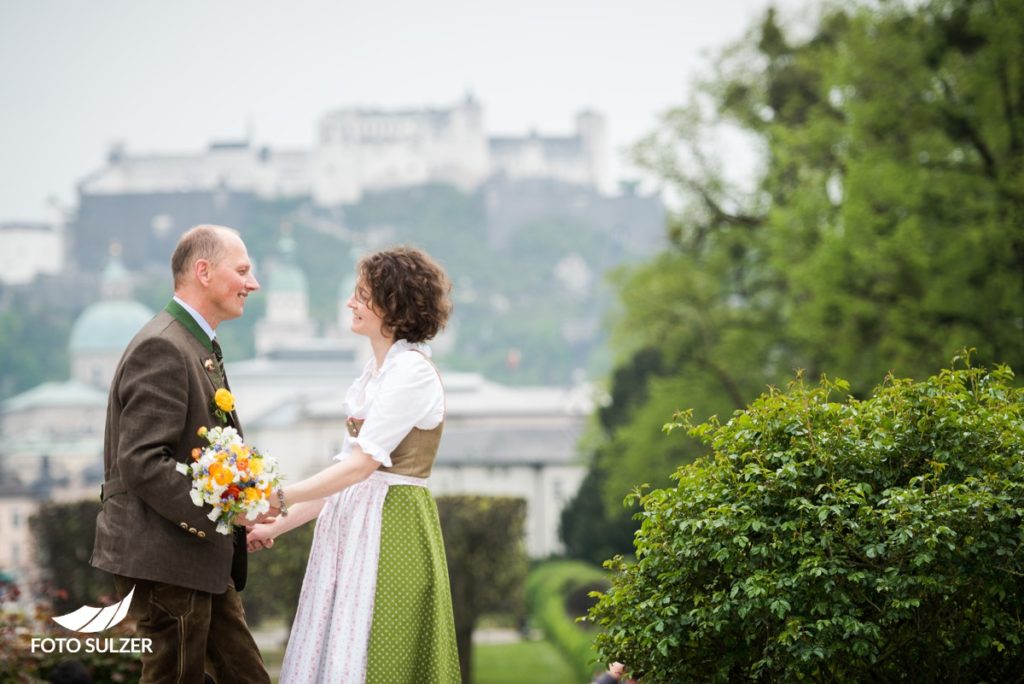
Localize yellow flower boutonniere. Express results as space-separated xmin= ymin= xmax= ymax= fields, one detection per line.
xmin=212 ymin=388 xmax=235 ymax=423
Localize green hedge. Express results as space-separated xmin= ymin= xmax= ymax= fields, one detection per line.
xmin=525 ymin=560 xmax=609 ymax=681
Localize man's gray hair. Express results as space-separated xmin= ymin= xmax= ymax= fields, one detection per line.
xmin=171 ymin=225 xmax=239 ymax=287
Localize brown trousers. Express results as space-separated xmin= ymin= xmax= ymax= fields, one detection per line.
xmin=114 ymin=576 xmax=270 ymax=684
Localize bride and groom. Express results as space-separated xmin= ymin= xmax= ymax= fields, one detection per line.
xmin=91 ymin=225 xmax=460 ymax=683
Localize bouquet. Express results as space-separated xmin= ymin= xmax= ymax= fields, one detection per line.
xmin=176 ymin=425 xmax=281 ymax=535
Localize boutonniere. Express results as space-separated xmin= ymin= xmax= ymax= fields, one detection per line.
xmin=204 ymin=358 xmax=217 ymax=372
xmin=212 ymin=388 xmax=235 ymax=423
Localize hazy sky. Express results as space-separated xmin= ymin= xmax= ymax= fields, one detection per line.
xmin=0 ymin=0 xmax=802 ymax=222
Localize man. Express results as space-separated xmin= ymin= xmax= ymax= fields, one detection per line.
xmin=595 ymin=661 xmax=626 ymax=684
xmin=91 ymin=225 xmax=271 ymax=683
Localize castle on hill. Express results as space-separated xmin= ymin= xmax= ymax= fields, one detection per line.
xmin=79 ymin=94 xmax=608 ymax=206
xmin=71 ymin=94 xmax=623 ymax=272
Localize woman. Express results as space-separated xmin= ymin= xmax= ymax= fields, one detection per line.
xmin=248 ymin=246 xmax=461 ymax=683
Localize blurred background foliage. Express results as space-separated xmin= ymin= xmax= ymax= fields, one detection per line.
xmin=560 ymin=0 xmax=1024 ymax=565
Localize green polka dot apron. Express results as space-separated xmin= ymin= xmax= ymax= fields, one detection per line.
xmin=280 ymin=471 xmax=460 ymax=683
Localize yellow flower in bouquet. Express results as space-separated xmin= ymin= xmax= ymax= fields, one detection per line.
xmin=176 ymin=425 xmax=281 ymax=535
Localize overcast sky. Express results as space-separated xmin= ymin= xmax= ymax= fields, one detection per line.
xmin=0 ymin=0 xmax=804 ymax=222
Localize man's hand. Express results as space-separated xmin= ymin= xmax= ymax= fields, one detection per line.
xmin=250 ymin=507 xmax=278 ymax=525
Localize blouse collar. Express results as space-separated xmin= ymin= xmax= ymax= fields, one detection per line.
xmin=368 ymin=339 xmax=432 ymax=377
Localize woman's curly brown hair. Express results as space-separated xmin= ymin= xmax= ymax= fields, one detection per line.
xmin=358 ymin=246 xmax=453 ymax=343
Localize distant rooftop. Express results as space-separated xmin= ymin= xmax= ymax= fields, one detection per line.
xmin=436 ymin=423 xmax=584 ymax=466
xmin=0 ymin=221 xmax=54 ymax=232
xmin=2 ymin=380 xmax=107 ymax=412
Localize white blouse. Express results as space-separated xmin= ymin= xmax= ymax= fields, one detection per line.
xmin=335 ymin=339 xmax=445 ymax=468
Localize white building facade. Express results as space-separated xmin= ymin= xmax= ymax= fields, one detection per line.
xmin=80 ymin=142 xmax=311 ymax=200
xmin=233 ymin=370 xmax=590 ymax=558
xmin=0 ymin=222 xmax=64 ymax=286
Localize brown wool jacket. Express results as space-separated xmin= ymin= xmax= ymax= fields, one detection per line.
xmin=91 ymin=300 xmax=247 ymax=593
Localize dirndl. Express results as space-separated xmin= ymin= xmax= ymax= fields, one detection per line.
xmin=279 ymin=471 xmax=460 ymax=683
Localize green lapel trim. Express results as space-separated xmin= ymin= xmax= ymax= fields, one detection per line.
xmin=164 ymin=300 xmax=214 ymax=353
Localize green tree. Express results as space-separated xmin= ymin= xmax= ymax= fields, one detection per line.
xmin=586 ymin=0 xmax=1024 ymax=531
xmin=731 ymin=1 xmax=1024 ymax=387
xmin=437 ymin=496 xmax=528 ymax=684
xmin=561 ymin=347 xmax=666 ymax=563
xmin=590 ymin=359 xmax=1024 ymax=681
xmin=0 ymin=294 xmax=72 ymax=400
xmin=559 ymin=465 xmax=637 ymax=567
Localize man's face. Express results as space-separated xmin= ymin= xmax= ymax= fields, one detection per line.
xmin=610 ymin=663 xmax=625 ymax=678
xmin=202 ymin=234 xmax=259 ymax=326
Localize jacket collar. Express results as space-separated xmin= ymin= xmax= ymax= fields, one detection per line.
xmin=165 ymin=299 xmax=214 ymax=353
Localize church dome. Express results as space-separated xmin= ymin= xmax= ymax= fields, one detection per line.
xmin=268 ymin=262 xmax=308 ymax=294
xmin=267 ymin=232 xmax=308 ymax=295
xmin=69 ymin=300 xmax=155 ymax=353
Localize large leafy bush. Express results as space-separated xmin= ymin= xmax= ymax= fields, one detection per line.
xmin=589 ymin=359 xmax=1024 ymax=681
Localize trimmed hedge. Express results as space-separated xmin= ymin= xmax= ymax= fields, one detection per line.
xmin=525 ymin=560 xmax=609 ymax=681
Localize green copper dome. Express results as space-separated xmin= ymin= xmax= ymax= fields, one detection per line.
xmin=69 ymin=300 xmax=155 ymax=353
xmin=268 ymin=263 xmax=308 ymax=294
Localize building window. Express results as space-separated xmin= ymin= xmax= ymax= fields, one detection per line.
xmin=12 ymin=510 xmax=20 ymax=528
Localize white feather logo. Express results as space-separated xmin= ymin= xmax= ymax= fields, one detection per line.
xmin=51 ymin=585 xmax=135 ymax=633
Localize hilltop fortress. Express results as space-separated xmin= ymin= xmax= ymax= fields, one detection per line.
xmin=80 ymin=94 xmax=609 ymax=206
xmin=71 ymin=94 xmax=629 ymax=271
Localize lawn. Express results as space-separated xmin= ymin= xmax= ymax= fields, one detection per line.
xmin=266 ymin=638 xmax=579 ymax=683
xmin=473 ymin=639 xmax=580 ymax=684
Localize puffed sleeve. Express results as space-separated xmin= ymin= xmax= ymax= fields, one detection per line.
xmin=349 ymin=353 xmax=442 ymax=466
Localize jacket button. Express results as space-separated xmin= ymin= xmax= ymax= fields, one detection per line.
xmin=180 ymin=522 xmax=188 ymax=529
xmin=189 ymin=527 xmax=197 ymax=535
xmin=197 ymin=531 xmax=206 ymax=539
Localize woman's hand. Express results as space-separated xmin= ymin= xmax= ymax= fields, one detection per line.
xmin=246 ymin=523 xmax=275 ymax=552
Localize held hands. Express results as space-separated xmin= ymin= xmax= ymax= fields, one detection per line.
xmin=246 ymin=489 xmax=294 ymax=552
xmin=251 ymin=505 xmax=280 ymax=525
xmin=246 ymin=523 xmax=275 ymax=553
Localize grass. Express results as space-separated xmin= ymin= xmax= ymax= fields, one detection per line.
xmin=473 ymin=639 xmax=579 ymax=684
xmin=266 ymin=636 xmax=577 ymax=684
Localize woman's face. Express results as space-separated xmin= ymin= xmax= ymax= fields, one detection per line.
xmin=347 ymin=279 xmax=387 ymax=340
